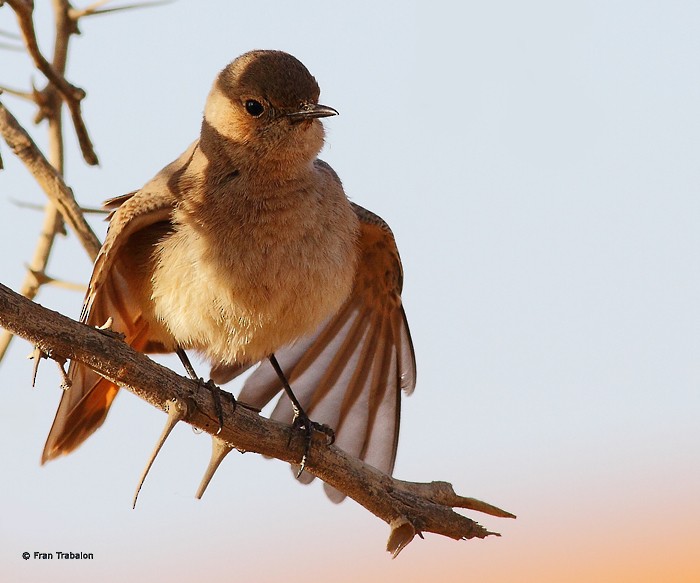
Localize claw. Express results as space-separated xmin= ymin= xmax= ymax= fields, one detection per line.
xmin=290 ymin=413 xmax=312 ymax=476
xmin=290 ymin=412 xmax=335 ymax=477
xmin=268 ymin=354 xmax=334 ymax=477
xmin=132 ymin=397 xmax=189 ymax=509
xmin=205 ymin=379 xmax=226 ymax=434
xmin=95 ymin=317 xmax=125 ymax=340
xmin=54 ymin=357 xmax=71 ymax=390
xmin=195 ymin=435 xmax=234 ymax=499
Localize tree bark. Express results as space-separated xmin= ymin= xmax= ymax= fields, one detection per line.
xmin=0 ymin=282 xmax=514 ymax=555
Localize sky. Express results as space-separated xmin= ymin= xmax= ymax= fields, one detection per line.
xmin=1 ymin=1 xmax=699 ymax=581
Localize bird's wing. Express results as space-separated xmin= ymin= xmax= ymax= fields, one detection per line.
xmin=41 ymin=142 xmax=200 ymax=463
xmin=235 ymin=202 xmax=416 ymax=502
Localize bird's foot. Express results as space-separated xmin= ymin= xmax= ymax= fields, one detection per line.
xmin=194 ymin=377 xmax=232 ymax=435
xmin=290 ymin=409 xmax=335 ymax=477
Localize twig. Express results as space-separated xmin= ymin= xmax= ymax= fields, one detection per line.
xmin=0 ymin=282 xmax=515 ymax=555
xmin=0 ymin=0 xmax=79 ymax=363
xmin=0 ymin=29 xmax=22 ymax=40
xmin=69 ymin=0 xmax=173 ymax=19
xmin=6 ymin=0 xmax=98 ymax=165
xmin=10 ymin=198 xmax=109 ymax=215
xmin=0 ymin=100 xmax=101 ymax=260
xmin=0 ymin=206 xmax=66 ymax=362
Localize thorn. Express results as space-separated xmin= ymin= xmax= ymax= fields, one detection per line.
xmin=195 ymin=435 xmax=233 ymax=500
xmin=0 ymin=84 xmax=32 ymax=100
xmin=69 ymin=0 xmax=113 ymax=19
xmin=79 ymin=205 xmax=110 ymax=215
xmin=28 ymin=346 xmax=44 ymax=387
xmin=10 ymin=198 xmax=108 ymax=215
xmin=23 ymin=264 xmax=86 ymax=292
xmin=386 ymin=517 xmax=417 ymax=559
xmin=132 ymin=397 xmax=189 ymax=509
xmin=69 ymin=0 xmax=174 ymax=19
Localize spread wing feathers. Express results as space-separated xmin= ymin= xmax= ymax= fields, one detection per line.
xmin=237 ymin=203 xmax=416 ymax=501
xmin=41 ymin=190 xmax=176 ymax=464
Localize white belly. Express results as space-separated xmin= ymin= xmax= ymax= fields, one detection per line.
xmin=150 ymin=221 xmax=354 ymax=365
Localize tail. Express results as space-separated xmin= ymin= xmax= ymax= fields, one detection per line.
xmin=41 ymin=364 xmax=120 ymax=463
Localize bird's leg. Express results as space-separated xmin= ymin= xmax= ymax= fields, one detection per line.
xmin=268 ymin=354 xmax=334 ymax=476
xmin=176 ymin=346 xmax=227 ymax=433
xmin=176 ymin=346 xmax=200 ymax=382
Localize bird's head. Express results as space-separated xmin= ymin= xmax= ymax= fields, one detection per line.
xmin=202 ymin=50 xmax=337 ymax=170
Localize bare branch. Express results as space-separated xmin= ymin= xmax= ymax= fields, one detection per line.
xmin=0 ymin=282 xmax=515 ymax=554
xmin=5 ymin=0 xmax=99 ymax=165
xmin=0 ymin=100 xmax=101 ymax=260
xmin=0 ymin=0 xmax=76 ymax=362
xmin=0 ymin=205 xmax=66 ymax=362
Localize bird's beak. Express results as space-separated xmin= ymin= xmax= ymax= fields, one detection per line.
xmin=287 ymin=103 xmax=339 ymax=122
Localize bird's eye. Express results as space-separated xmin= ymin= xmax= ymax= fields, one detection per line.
xmin=244 ymin=100 xmax=264 ymax=117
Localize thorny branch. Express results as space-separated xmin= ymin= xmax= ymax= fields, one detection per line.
xmin=0 ymin=0 xmax=94 ymax=360
xmin=5 ymin=0 xmax=99 ymax=164
xmin=0 ymin=0 xmax=166 ymax=363
xmin=0 ymin=0 xmax=516 ymax=556
xmin=0 ymin=282 xmax=515 ymax=555
xmin=0 ymin=101 xmax=101 ymax=260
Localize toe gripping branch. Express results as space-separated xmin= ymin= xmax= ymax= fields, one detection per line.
xmin=268 ymin=353 xmax=335 ymax=476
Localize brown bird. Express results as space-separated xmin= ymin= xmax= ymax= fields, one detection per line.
xmin=42 ymin=50 xmax=416 ymax=500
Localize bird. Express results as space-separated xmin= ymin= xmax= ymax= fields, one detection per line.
xmin=41 ymin=50 xmax=416 ymax=501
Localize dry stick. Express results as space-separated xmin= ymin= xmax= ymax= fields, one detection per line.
xmin=0 ymin=282 xmax=515 ymax=555
xmin=0 ymin=207 xmax=64 ymax=361
xmin=0 ymin=1 xmax=95 ymax=361
xmin=6 ymin=0 xmax=98 ymax=165
xmin=0 ymin=101 xmax=101 ymax=260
